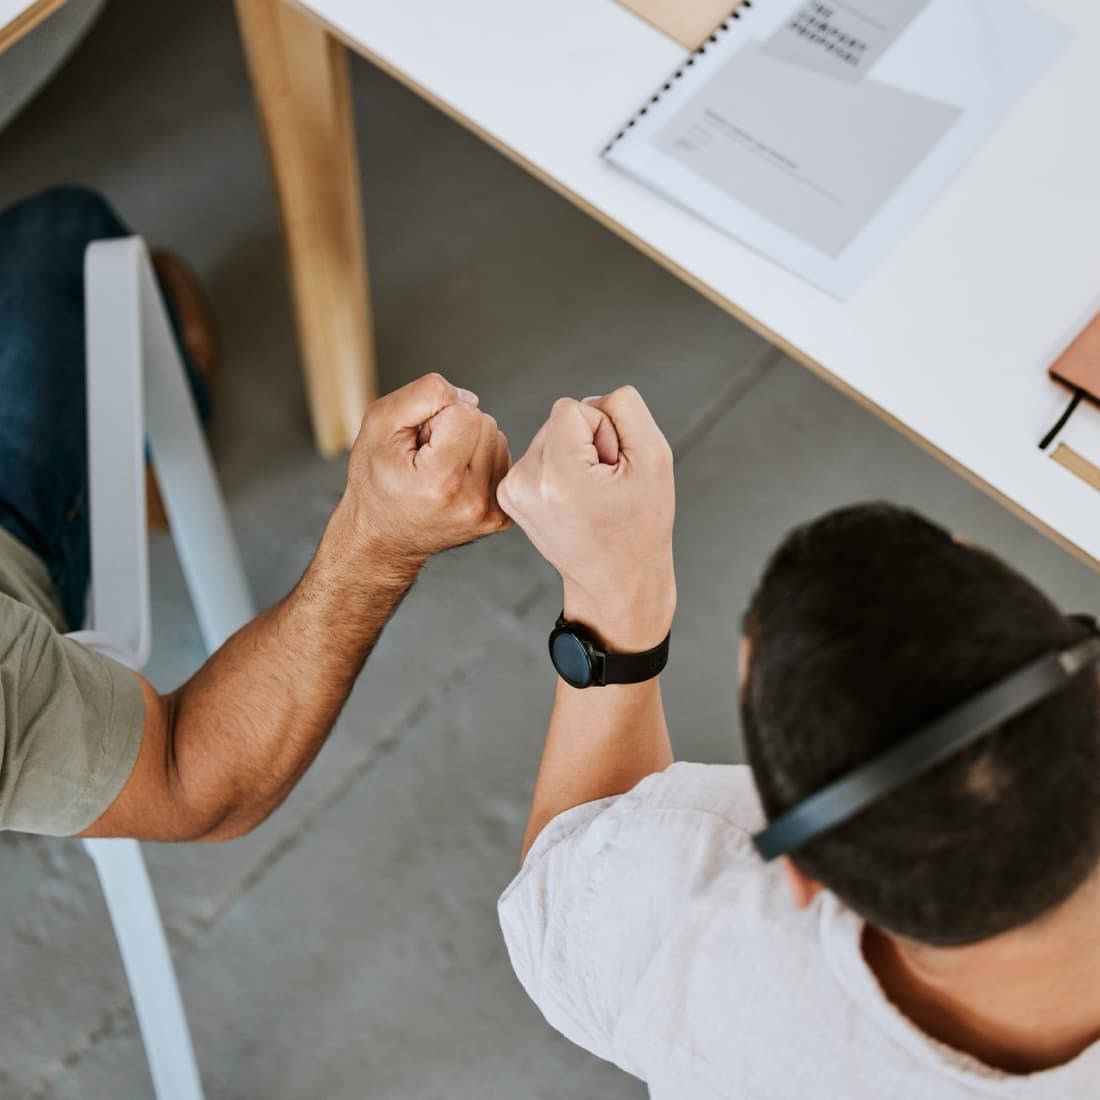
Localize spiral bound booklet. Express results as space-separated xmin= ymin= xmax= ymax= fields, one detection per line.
xmin=605 ymin=0 xmax=1070 ymax=298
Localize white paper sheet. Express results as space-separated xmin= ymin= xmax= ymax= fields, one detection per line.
xmin=604 ymin=0 xmax=1071 ymax=298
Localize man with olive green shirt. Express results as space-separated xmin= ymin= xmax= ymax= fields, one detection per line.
xmin=0 ymin=527 xmax=146 ymax=834
xmin=0 ymin=187 xmax=512 ymax=840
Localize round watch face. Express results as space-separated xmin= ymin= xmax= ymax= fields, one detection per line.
xmin=550 ymin=629 xmax=595 ymax=688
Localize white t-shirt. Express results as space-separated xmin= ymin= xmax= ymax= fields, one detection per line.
xmin=498 ymin=762 xmax=1100 ymax=1099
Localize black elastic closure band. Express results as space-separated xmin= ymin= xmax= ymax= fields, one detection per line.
xmin=1039 ymin=388 xmax=1083 ymax=451
xmin=752 ymin=633 xmax=1100 ymax=861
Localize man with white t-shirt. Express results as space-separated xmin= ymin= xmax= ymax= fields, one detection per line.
xmin=495 ymin=386 xmax=1100 ymax=1097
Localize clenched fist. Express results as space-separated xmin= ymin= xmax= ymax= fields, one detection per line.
xmin=498 ymin=386 xmax=676 ymax=651
xmin=342 ymin=373 xmax=512 ymax=579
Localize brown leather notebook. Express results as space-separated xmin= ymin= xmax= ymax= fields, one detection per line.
xmin=1040 ymin=309 xmax=1100 ymax=449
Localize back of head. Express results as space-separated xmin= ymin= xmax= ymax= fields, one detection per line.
xmin=742 ymin=503 xmax=1100 ymax=947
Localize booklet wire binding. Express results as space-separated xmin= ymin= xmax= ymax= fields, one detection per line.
xmin=603 ymin=0 xmax=762 ymax=155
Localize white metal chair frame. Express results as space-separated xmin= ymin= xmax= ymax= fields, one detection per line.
xmin=65 ymin=238 xmax=255 ymax=1098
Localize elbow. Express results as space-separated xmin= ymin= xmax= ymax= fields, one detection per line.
xmin=163 ymin=746 xmax=266 ymax=844
xmin=194 ymin=820 xmax=259 ymax=843
xmin=162 ymin=693 xmax=268 ymax=842
xmin=163 ymin=776 xmax=274 ymax=842
xmin=169 ymin=790 xmax=272 ymax=842
xmin=173 ymin=778 xmax=274 ymax=842
xmin=160 ymin=694 xmax=282 ymax=843
xmin=155 ymin=798 xmax=252 ymax=843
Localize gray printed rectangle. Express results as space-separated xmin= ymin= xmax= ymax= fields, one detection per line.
xmin=651 ymin=41 xmax=961 ymax=256
xmin=761 ymin=0 xmax=932 ymax=83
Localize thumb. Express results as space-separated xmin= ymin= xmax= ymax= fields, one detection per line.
xmin=381 ymin=373 xmax=478 ymax=437
xmin=545 ymin=398 xmax=619 ymax=469
xmin=583 ymin=386 xmax=665 ymax=464
xmin=582 ymin=396 xmax=620 ymax=464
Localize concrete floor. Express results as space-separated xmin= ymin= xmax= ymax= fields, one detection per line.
xmin=1 ymin=1 xmax=1098 ymax=1096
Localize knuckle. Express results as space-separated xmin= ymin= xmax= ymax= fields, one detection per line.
xmin=500 ymin=461 xmax=536 ymax=504
xmin=428 ymin=470 xmax=464 ymax=505
xmin=495 ymin=488 xmax=515 ymax=520
xmin=606 ymin=384 xmax=639 ymax=406
xmin=501 ymin=465 xmax=527 ymax=499
xmin=458 ymin=494 xmax=487 ymax=527
xmin=419 ymin=371 xmax=454 ymax=407
xmin=360 ymin=402 xmax=384 ymax=435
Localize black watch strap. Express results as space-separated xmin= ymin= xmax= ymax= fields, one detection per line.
xmin=555 ymin=613 xmax=670 ymax=686
xmin=603 ymin=642 xmax=670 ymax=684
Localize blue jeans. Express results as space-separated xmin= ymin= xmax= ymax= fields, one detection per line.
xmin=0 ymin=187 xmax=205 ymax=630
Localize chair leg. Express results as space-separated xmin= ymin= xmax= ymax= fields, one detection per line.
xmin=135 ymin=238 xmax=257 ymax=652
xmin=81 ymin=239 xmax=251 ymax=1097
xmin=83 ymin=839 xmax=205 ymax=1100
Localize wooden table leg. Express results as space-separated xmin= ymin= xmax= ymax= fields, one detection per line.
xmin=233 ymin=0 xmax=377 ymax=456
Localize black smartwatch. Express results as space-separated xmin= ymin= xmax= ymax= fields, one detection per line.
xmin=548 ymin=613 xmax=670 ymax=689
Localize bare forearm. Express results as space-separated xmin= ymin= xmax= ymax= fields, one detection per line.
xmin=521 ymin=567 xmax=677 ymax=859
xmin=523 ymin=677 xmax=673 ymax=860
xmin=168 ymin=500 xmax=420 ymax=839
xmin=80 ymin=373 xmax=512 ymax=843
xmin=494 ymin=386 xmax=679 ymax=861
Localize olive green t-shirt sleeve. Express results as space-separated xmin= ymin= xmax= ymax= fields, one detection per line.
xmin=0 ymin=528 xmax=145 ymax=836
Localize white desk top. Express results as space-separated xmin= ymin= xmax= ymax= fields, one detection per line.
xmin=309 ymin=0 xmax=1100 ymax=563
xmin=0 ymin=0 xmax=34 ymax=25
xmin=0 ymin=0 xmax=54 ymax=43
xmin=0 ymin=0 xmax=69 ymax=54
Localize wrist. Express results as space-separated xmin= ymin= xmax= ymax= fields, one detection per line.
xmin=322 ymin=496 xmax=426 ymax=594
xmin=562 ymin=573 xmax=676 ymax=653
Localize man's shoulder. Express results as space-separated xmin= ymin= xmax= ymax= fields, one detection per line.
xmin=515 ymin=762 xmax=769 ymax=895
xmin=624 ymin=761 xmax=764 ymax=820
xmin=594 ymin=762 xmax=767 ymax=845
xmin=0 ymin=579 xmax=145 ymax=836
xmin=523 ymin=761 xmax=779 ymax=929
xmin=500 ymin=760 xmax=829 ymax=1077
